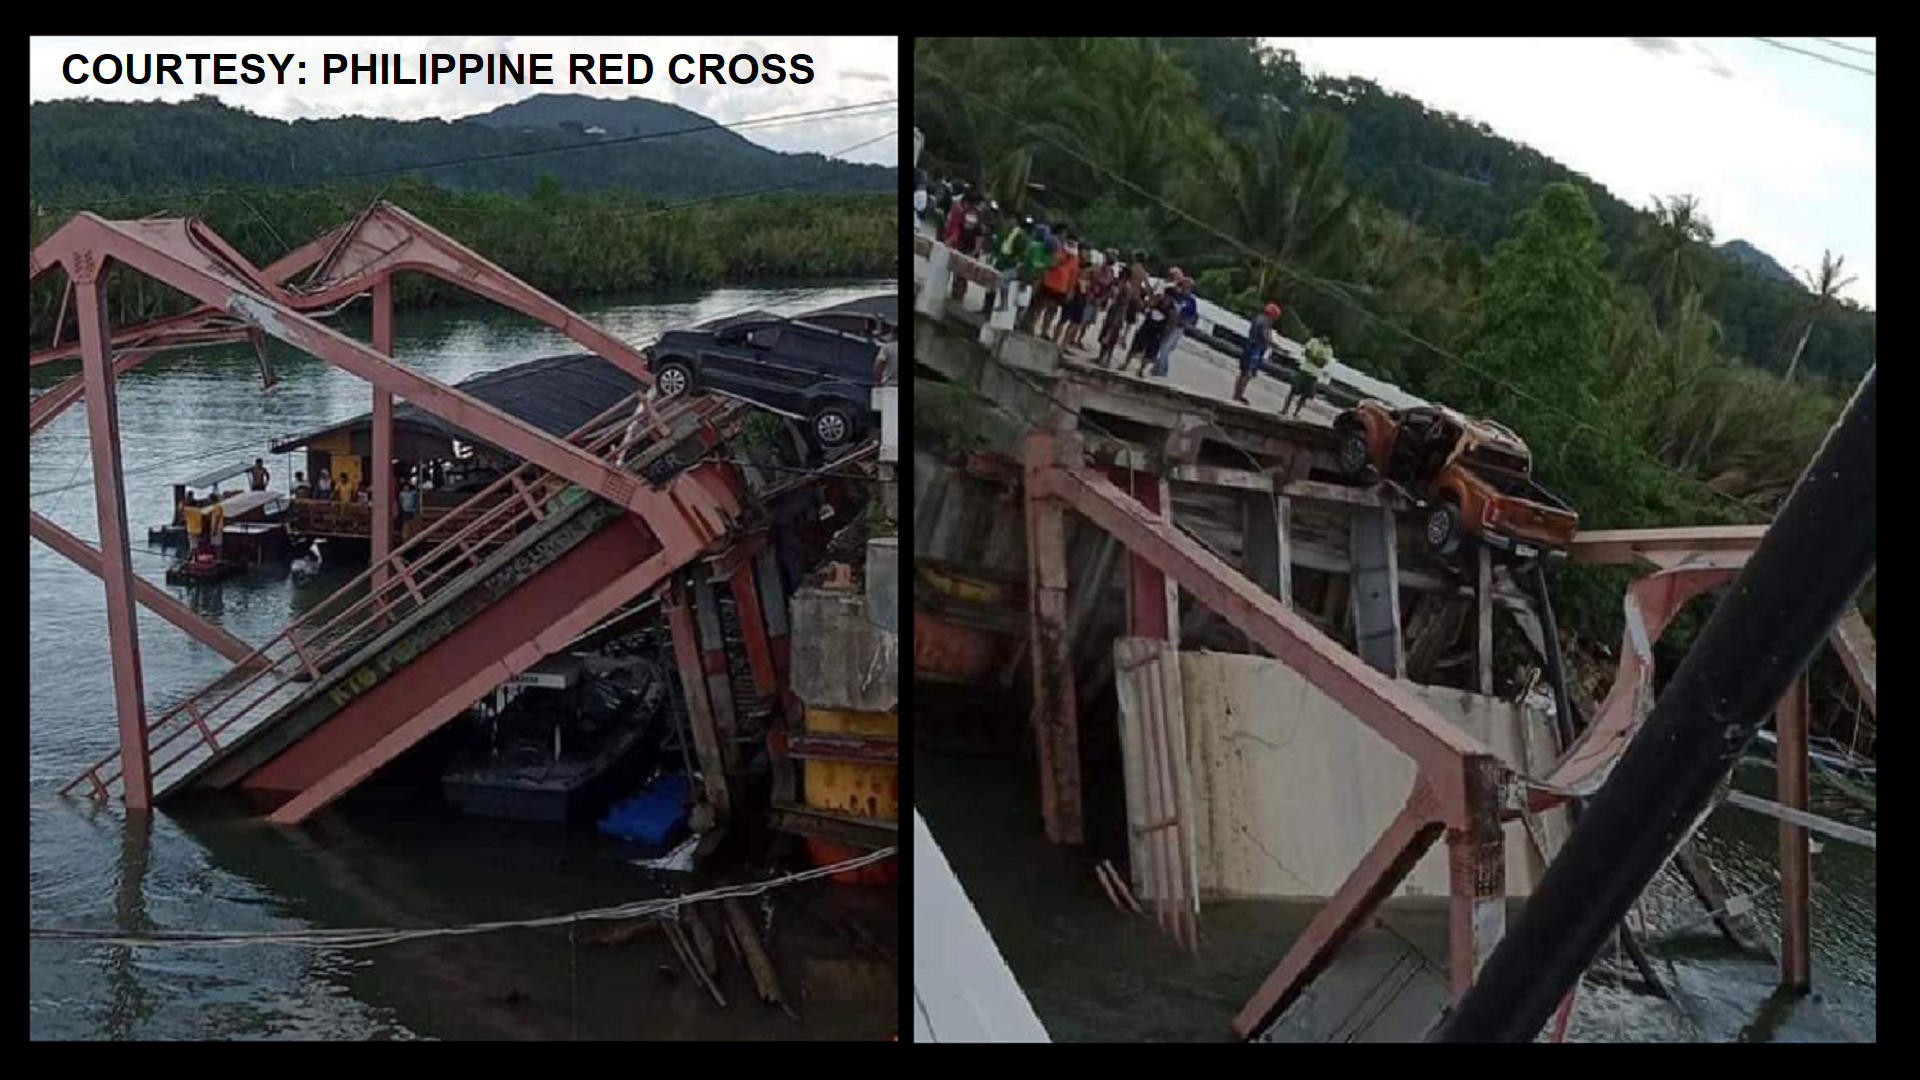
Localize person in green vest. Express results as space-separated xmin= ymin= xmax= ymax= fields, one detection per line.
xmin=1283 ymin=334 xmax=1333 ymax=417
xmin=1017 ymin=225 xmax=1056 ymax=333
xmin=986 ymin=215 xmax=1032 ymax=321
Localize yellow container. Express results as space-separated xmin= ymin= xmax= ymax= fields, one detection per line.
xmin=918 ymin=565 xmax=1009 ymax=606
xmin=802 ymin=707 xmax=898 ymax=823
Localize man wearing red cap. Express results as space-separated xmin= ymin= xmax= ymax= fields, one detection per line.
xmin=1235 ymin=300 xmax=1281 ymax=404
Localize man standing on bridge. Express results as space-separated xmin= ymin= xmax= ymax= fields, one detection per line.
xmin=1235 ymin=301 xmax=1281 ymax=404
xmin=1282 ymin=334 xmax=1333 ymax=417
xmin=1153 ymin=272 xmax=1198 ymax=378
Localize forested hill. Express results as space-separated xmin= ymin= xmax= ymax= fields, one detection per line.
xmin=28 ymin=93 xmax=893 ymax=199
xmin=1148 ymin=38 xmax=1873 ymax=382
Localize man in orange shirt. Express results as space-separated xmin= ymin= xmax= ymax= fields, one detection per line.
xmin=1035 ymin=229 xmax=1082 ymax=343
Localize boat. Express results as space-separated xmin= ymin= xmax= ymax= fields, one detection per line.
xmin=1751 ymin=728 xmax=1876 ymax=781
xmin=441 ymin=655 xmax=672 ymax=823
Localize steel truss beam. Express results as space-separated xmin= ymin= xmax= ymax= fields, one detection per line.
xmin=30 ymin=204 xmax=743 ymax=811
xmin=1020 ymin=431 xmax=1507 ymax=1040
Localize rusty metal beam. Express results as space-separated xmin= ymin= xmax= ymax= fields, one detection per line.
xmin=29 ymin=510 xmax=253 ymax=664
xmin=1567 ymin=526 xmax=1767 ymax=566
xmin=371 ymin=278 xmax=395 ymax=588
xmin=34 ymin=214 xmax=727 ymax=554
xmin=283 ymin=203 xmax=659 ymax=385
xmin=74 ymin=271 xmax=152 ymax=811
xmin=1776 ymin=674 xmax=1813 ymax=991
xmin=1447 ymin=756 xmax=1507 ymax=1001
xmin=1033 ymin=454 xmax=1494 ymax=819
xmin=668 ymin=580 xmax=735 ymax=822
xmin=1026 ymin=433 xmax=1084 ymax=845
xmin=1532 ymin=566 xmax=1736 ymax=807
xmin=1232 ymin=787 xmax=1448 ymax=1038
xmin=267 ymin=542 xmax=690 ymax=825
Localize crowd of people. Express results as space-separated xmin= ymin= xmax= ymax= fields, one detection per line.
xmin=915 ymin=169 xmax=1336 ymax=416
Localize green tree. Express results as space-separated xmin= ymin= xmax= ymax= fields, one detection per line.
xmin=1214 ymin=108 xmax=1362 ymax=307
xmin=1628 ymin=194 xmax=1716 ymax=325
xmin=1445 ymin=182 xmax=1612 ymax=433
xmin=1782 ymin=249 xmax=1858 ymax=380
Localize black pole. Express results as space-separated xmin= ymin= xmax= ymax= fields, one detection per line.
xmin=1531 ymin=560 xmax=1581 ymax=751
xmin=1531 ymin=560 xmax=1669 ymax=1000
xmin=1433 ymin=368 xmax=1875 ymax=1042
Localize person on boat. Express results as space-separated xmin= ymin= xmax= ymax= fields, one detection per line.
xmin=248 ymin=458 xmax=270 ymax=493
xmin=336 ymin=472 xmax=357 ymax=506
xmin=315 ymin=471 xmax=334 ymax=500
xmin=293 ymin=471 xmax=312 ymax=499
xmin=204 ymin=494 xmax=226 ymax=552
xmin=399 ymin=479 xmax=420 ymax=523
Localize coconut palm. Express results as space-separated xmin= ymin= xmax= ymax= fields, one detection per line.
xmin=1630 ymin=194 xmax=1716 ymax=324
xmin=1782 ymin=250 xmax=1858 ymax=380
xmin=1216 ymin=108 xmax=1362 ymax=303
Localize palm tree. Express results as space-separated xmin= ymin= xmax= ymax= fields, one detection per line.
xmin=1630 ymin=194 xmax=1715 ymax=324
xmin=1782 ymin=250 xmax=1857 ymax=380
xmin=1216 ymin=108 xmax=1362 ymax=303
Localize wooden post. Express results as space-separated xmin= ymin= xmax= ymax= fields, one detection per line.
xmin=1777 ymin=673 xmax=1813 ymax=991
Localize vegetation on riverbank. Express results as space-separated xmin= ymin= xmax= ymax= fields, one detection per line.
xmin=29 ymin=177 xmax=896 ymax=342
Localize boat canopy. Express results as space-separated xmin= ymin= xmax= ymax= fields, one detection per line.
xmin=176 ymin=461 xmax=260 ymax=491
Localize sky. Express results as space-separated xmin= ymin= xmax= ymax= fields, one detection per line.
xmin=1268 ymin=37 xmax=1876 ymax=309
xmin=28 ymin=36 xmax=899 ymax=165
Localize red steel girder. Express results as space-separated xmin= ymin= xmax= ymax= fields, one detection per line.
xmin=788 ymin=734 xmax=899 ymax=765
xmin=29 ymin=509 xmax=253 ymax=664
xmin=262 ymin=525 xmax=695 ymax=825
xmin=1028 ymin=437 xmax=1494 ymax=820
xmin=32 ymin=213 xmax=733 ymax=552
xmin=1025 ymin=432 xmax=1508 ymax=1038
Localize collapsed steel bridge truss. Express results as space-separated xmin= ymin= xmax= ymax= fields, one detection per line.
xmin=29 ymin=203 xmax=751 ymax=816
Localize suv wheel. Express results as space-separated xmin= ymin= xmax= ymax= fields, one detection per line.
xmin=810 ymin=403 xmax=859 ymax=450
xmin=1425 ymin=502 xmax=1462 ymax=556
xmin=656 ymin=360 xmax=696 ymax=399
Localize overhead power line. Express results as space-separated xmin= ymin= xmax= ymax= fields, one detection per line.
xmin=1812 ymin=37 xmax=1875 ymax=58
xmin=1752 ymin=37 xmax=1875 ymax=76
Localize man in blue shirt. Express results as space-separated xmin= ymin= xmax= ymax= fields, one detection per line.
xmin=1153 ymin=272 xmax=1198 ymax=378
xmin=1235 ymin=301 xmax=1281 ymax=404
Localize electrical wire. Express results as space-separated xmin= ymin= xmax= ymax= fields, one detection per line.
xmin=1811 ymin=37 xmax=1874 ymax=58
xmin=1751 ymin=37 xmax=1875 ymax=77
xmin=922 ymin=62 xmax=1776 ymax=523
xmin=29 ymin=847 xmax=897 ymax=951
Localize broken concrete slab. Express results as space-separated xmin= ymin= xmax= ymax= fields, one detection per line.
xmin=791 ymin=586 xmax=898 ymax=714
xmin=1178 ymin=650 xmax=1568 ymax=901
xmin=868 ymin=538 xmax=899 ymax=634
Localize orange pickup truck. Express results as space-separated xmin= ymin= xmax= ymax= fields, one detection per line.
xmin=1334 ymin=400 xmax=1579 ymax=561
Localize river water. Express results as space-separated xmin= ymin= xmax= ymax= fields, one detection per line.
xmin=30 ymin=281 xmax=899 ymax=1041
xmin=918 ymin=688 xmax=1875 ymax=1043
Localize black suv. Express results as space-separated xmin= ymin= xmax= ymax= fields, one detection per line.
xmin=646 ymin=318 xmax=880 ymax=450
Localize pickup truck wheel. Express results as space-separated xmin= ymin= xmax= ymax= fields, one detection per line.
xmin=1339 ymin=428 xmax=1372 ymax=479
xmin=656 ymin=360 xmax=696 ymax=399
xmin=1424 ymin=502 xmax=1462 ymax=556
